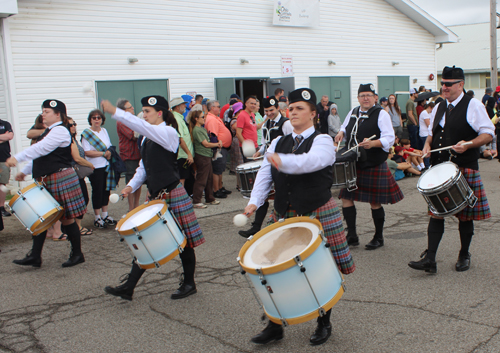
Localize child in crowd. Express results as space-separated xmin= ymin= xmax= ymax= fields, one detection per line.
xmin=400 ymin=138 xmax=426 ymax=171
xmin=392 ymin=146 xmax=421 ymax=178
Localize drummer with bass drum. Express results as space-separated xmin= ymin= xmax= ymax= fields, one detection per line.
xmin=408 ymin=66 xmax=494 ymax=273
xmin=243 ymin=88 xmax=355 ymax=346
xmin=101 ymin=96 xmax=205 ymax=300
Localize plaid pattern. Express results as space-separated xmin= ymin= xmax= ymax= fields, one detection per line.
xmin=81 ymin=128 xmax=117 ymax=191
xmin=160 ymin=183 xmax=205 ymax=248
xmin=39 ymin=168 xmax=86 ymax=220
xmin=339 ymin=162 xmax=404 ymax=205
xmin=268 ymin=197 xmax=355 ymax=275
xmin=427 ymin=168 xmax=491 ymax=221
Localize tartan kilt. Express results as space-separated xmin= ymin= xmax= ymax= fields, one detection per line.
xmin=339 ymin=162 xmax=404 ymax=205
xmin=427 ymin=167 xmax=491 ymax=221
xmin=268 ymin=197 xmax=355 ymax=275
xmin=39 ymin=168 xmax=86 ymax=220
xmin=161 ymin=183 xmax=205 ymax=248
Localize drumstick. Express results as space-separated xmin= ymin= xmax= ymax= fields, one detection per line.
xmin=428 ymin=141 xmax=473 ymax=153
xmin=341 ymin=135 xmax=376 ymax=155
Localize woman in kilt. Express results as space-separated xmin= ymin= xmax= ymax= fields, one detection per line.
xmin=101 ymin=95 xmax=204 ymax=300
xmin=7 ymin=100 xmax=86 ymax=268
xmin=243 ymin=88 xmax=355 ymax=346
xmin=335 ymin=84 xmax=404 ymax=250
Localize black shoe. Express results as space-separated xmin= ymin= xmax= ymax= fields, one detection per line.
xmin=229 ymin=171 xmax=236 ymax=175
xmin=310 ymin=323 xmax=332 ymax=346
xmin=13 ymin=254 xmax=42 ymax=268
xmin=365 ymin=238 xmax=384 ymax=250
xmin=94 ymin=218 xmax=107 ymax=229
xmin=408 ymin=257 xmax=437 ymax=273
xmin=346 ymin=233 xmax=359 ymax=246
xmin=220 ymin=187 xmax=232 ymax=195
xmin=1 ymin=207 xmax=11 ymax=217
xmin=103 ymin=216 xmax=117 ymax=226
xmin=171 ymin=282 xmax=197 ymax=300
xmin=251 ymin=321 xmax=284 ymax=344
xmin=104 ymin=283 xmax=134 ymax=301
xmin=239 ymin=227 xmax=259 ymax=238
xmin=213 ymin=190 xmax=227 ymax=198
xmin=456 ymin=253 xmax=471 ymax=272
xmin=62 ymin=253 xmax=85 ymax=267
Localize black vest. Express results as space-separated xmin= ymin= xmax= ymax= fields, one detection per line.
xmin=344 ymin=106 xmax=388 ymax=169
xmin=141 ymin=138 xmax=180 ymax=198
xmin=431 ymin=95 xmax=479 ymax=170
xmin=263 ymin=114 xmax=289 ymax=144
xmin=271 ymin=131 xmax=333 ymax=216
xmin=32 ymin=126 xmax=73 ymax=178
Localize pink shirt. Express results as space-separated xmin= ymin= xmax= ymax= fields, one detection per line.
xmin=236 ymin=110 xmax=258 ymax=148
xmin=205 ymin=112 xmax=232 ymax=148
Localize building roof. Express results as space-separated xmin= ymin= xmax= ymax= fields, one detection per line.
xmin=384 ymin=0 xmax=458 ymax=43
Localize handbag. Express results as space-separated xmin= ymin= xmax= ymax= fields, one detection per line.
xmin=73 ymin=164 xmax=94 ymax=179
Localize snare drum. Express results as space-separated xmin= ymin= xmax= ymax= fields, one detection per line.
xmin=8 ymin=182 xmax=64 ymax=235
xmin=236 ymin=160 xmax=262 ymax=197
xmin=332 ymin=150 xmax=357 ymax=191
xmin=116 ymin=200 xmax=187 ymax=269
xmin=417 ymin=162 xmax=477 ymax=217
xmin=238 ymin=217 xmax=344 ymax=326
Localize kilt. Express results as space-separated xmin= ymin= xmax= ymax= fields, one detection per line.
xmin=428 ymin=167 xmax=491 ymax=221
xmin=339 ymin=162 xmax=404 ymax=205
xmin=39 ymin=168 xmax=86 ymax=220
xmin=160 ymin=183 xmax=205 ymax=248
xmin=268 ymin=197 xmax=355 ymax=275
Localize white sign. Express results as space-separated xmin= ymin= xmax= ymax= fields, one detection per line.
xmin=273 ymin=0 xmax=320 ymax=27
xmin=281 ymin=56 xmax=293 ymax=77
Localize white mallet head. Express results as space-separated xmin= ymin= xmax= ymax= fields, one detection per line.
xmin=109 ymin=193 xmax=120 ymax=204
xmin=0 ymin=185 xmax=8 ymax=193
xmin=242 ymin=140 xmax=256 ymax=158
xmin=233 ymin=214 xmax=248 ymax=227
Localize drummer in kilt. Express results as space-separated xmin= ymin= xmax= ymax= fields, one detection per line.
xmin=101 ymin=96 xmax=204 ymax=300
xmin=335 ymin=84 xmax=404 ymax=250
xmin=243 ymin=88 xmax=355 ymax=346
xmin=408 ymin=66 xmax=494 ymax=273
xmin=7 ymin=100 xmax=86 ymax=268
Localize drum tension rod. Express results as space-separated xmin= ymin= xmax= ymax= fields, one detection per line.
xmin=294 ymin=255 xmax=306 ymax=272
xmin=255 ymin=268 xmax=288 ymax=327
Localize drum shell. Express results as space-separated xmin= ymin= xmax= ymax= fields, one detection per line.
xmin=117 ymin=200 xmax=187 ymax=269
xmin=236 ymin=161 xmax=262 ymax=196
xmin=332 ymin=161 xmax=357 ymax=190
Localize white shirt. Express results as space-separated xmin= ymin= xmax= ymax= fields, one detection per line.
xmin=112 ymin=107 xmax=180 ymax=193
xmin=258 ymin=113 xmax=294 ymax=154
xmin=419 ymin=110 xmax=431 ymax=137
xmin=429 ymin=93 xmax=495 ymax=138
xmin=16 ymin=121 xmax=71 ymax=175
xmin=339 ymin=106 xmax=395 ymax=152
xmin=81 ymin=127 xmax=111 ymax=169
xmin=249 ymin=125 xmax=336 ymax=209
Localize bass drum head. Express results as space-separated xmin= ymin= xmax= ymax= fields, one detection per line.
xmin=236 ymin=160 xmax=263 ymax=172
xmin=418 ymin=162 xmax=458 ymax=191
xmin=119 ymin=202 xmax=164 ymax=231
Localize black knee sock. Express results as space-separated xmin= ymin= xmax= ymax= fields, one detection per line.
xmin=252 ymin=201 xmax=269 ymax=230
xmin=180 ymin=247 xmax=196 ymax=285
xmin=426 ymin=218 xmax=445 ymax=262
xmin=371 ymin=207 xmax=385 ymax=240
xmin=458 ymin=220 xmax=474 ymax=257
xmin=342 ymin=206 xmax=357 ymax=237
xmin=31 ymin=230 xmax=47 ymax=258
xmin=63 ymin=222 xmax=82 ymax=256
xmin=317 ymin=309 xmax=332 ymax=326
xmin=127 ymin=261 xmax=146 ymax=288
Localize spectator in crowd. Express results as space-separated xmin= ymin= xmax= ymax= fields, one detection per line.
xmin=81 ymin=109 xmax=117 ymax=229
xmin=220 ymin=93 xmax=241 ymax=120
xmin=27 ymin=114 xmax=45 ymax=145
xmin=194 ymin=94 xmax=203 ymax=106
xmin=400 ymin=138 xmax=425 ymax=171
xmin=416 ymin=99 xmax=425 ymax=118
xmin=482 ymin=87 xmax=493 ymax=105
xmin=494 ymin=86 xmax=500 ymax=106
xmin=486 ymin=96 xmax=496 ymax=119
xmin=278 ymin=101 xmax=288 ymax=119
xmin=116 ymin=99 xmax=142 ymax=212
xmin=67 ymin=117 xmax=94 ymax=236
xmin=316 ymin=95 xmax=332 ymax=134
xmin=433 ymin=87 xmax=444 ymax=104
xmin=0 ymin=116 xmax=13 ymax=217
xmin=253 ymin=99 xmax=266 ymax=147
xmin=479 ymin=139 xmax=497 ymax=159
xmin=379 ymin=97 xmax=389 ymax=113
xmin=229 ymin=103 xmax=244 ymax=179
xmin=274 ymin=88 xmax=284 ymax=102
xmin=205 ymin=100 xmax=232 ymax=198
xmin=236 ymin=96 xmax=258 ymax=162
xmin=188 ymin=110 xmax=222 ymax=208
xmin=418 ymin=102 xmax=434 ymax=168
xmin=386 ymin=148 xmax=404 ymax=181
xmin=388 ymin=94 xmax=403 ymax=139
xmin=201 ymin=98 xmax=209 ymax=115
xmin=327 ymin=103 xmax=341 ymax=139
xmin=392 ymin=146 xmax=421 ymax=177
xmin=466 ymin=90 xmax=475 ymax=98
xmin=418 ymin=85 xmax=426 ymax=93
xmin=405 ymin=88 xmax=419 ymax=148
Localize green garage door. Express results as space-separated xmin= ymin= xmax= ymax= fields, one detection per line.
xmin=95 ymin=79 xmax=169 ymax=151
xmin=309 ymin=76 xmax=351 ymax=122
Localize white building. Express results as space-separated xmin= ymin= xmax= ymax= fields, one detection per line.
xmin=0 ymin=0 xmax=456 ymax=180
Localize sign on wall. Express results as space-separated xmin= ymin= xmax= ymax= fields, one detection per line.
xmin=281 ymin=56 xmax=293 ymax=77
xmin=273 ymin=0 xmax=320 ymax=27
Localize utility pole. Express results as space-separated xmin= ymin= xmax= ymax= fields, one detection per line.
xmin=491 ymin=0 xmax=498 ymax=88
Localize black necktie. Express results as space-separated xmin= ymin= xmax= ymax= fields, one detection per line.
xmin=448 ymin=104 xmax=454 ymax=113
xmin=270 ymin=121 xmax=276 ymax=128
xmin=292 ymin=135 xmax=303 ymax=153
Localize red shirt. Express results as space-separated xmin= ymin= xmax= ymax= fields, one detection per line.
xmin=117 ymin=121 xmax=141 ymax=161
xmin=220 ymin=103 xmax=230 ymax=119
xmin=403 ymin=147 xmax=414 ymax=160
xmin=236 ymin=110 xmax=258 ymax=148
xmin=205 ymin=112 xmax=232 ymax=148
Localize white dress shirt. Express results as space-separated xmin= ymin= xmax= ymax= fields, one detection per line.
xmin=112 ymin=107 xmax=180 ymax=193
xmin=258 ymin=113 xmax=294 ymax=154
xmin=339 ymin=106 xmax=395 ymax=152
xmin=81 ymin=127 xmax=111 ymax=169
xmin=419 ymin=110 xmax=431 ymax=137
xmin=16 ymin=121 xmax=71 ymax=175
xmin=249 ymin=125 xmax=336 ymax=209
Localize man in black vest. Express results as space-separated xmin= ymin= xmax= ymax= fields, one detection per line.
xmin=335 ymin=84 xmax=404 ymax=250
xmin=408 ymin=66 xmax=494 ymax=273
xmin=243 ymin=88 xmax=354 ymax=346
xmin=238 ymin=97 xmax=293 ymax=238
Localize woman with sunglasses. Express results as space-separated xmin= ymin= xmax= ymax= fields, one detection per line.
xmin=100 ymin=95 xmax=204 ymax=301
xmin=6 ymin=100 xmax=86 ymax=268
xmin=81 ymin=109 xmax=116 ymax=229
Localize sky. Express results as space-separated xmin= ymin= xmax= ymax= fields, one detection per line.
xmin=411 ymin=0 xmax=491 ymax=26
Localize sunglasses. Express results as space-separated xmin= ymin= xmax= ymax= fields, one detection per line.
xmin=91 ymin=116 xmax=102 ymax=120
xmin=440 ymin=80 xmax=462 ymax=87
xmin=68 ymin=123 xmax=77 ymax=127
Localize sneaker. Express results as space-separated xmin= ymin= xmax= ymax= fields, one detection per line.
xmin=213 ymin=190 xmax=227 ymax=198
xmin=220 ymin=187 xmax=232 ymax=195
xmin=103 ymin=216 xmax=117 ymax=226
xmin=94 ymin=218 xmax=107 ymax=229
xmin=193 ymin=203 xmax=207 ymax=209
xmin=205 ymin=200 xmax=220 ymax=205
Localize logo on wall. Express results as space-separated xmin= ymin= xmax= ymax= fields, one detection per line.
xmin=276 ymin=2 xmax=292 ymax=23
xmin=273 ymin=0 xmax=320 ymax=28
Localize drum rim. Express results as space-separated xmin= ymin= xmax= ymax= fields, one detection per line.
xmin=238 ymin=217 xmax=323 ymax=275
xmin=116 ymin=200 xmax=168 ymax=235
xmin=417 ymin=162 xmax=460 ymax=193
xmin=135 ymin=237 xmax=188 ymax=269
xmin=8 ymin=182 xmax=41 ymax=207
xmin=31 ymin=208 xmax=64 ymax=235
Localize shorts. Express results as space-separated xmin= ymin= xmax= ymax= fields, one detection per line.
xmin=124 ymin=160 xmax=140 ymax=184
xmin=0 ymin=163 xmax=10 ymax=184
xmin=178 ymin=158 xmax=193 ymax=180
xmin=212 ymin=148 xmax=229 ymax=175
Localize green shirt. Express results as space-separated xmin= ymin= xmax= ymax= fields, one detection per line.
xmin=173 ymin=111 xmax=194 ymax=159
xmin=192 ymin=125 xmax=213 ymax=158
xmin=387 ymin=158 xmax=398 ymax=176
xmin=255 ymin=112 xmax=264 ymax=146
xmin=405 ymin=98 xmax=417 ymax=126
